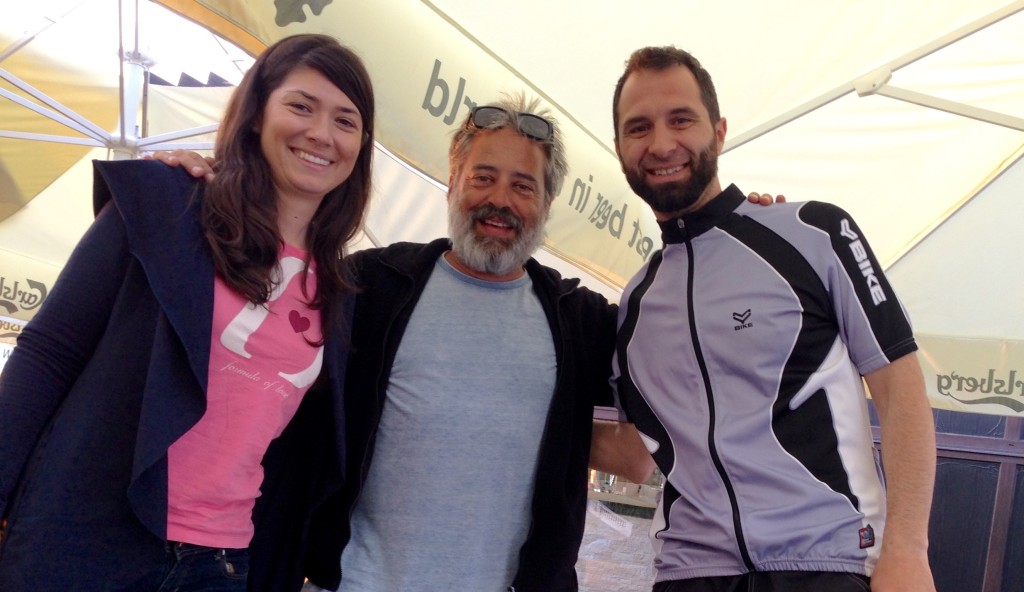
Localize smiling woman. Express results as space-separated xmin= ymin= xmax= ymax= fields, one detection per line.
xmin=259 ymin=66 xmax=366 ymax=247
xmin=0 ymin=34 xmax=375 ymax=592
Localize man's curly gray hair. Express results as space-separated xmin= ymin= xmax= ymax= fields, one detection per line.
xmin=449 ymin=92 xmax=568 ymax=205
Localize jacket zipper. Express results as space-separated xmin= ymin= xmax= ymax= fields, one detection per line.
xmin=685 ymin=237 xmax=755 ymax=571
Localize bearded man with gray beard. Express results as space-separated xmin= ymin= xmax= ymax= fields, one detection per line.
xmin=311 ymin=94 xmax=651 ymax=592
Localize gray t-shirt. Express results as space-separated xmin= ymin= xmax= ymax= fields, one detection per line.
xmin=337 ymin=256 xmax=556 ymax=591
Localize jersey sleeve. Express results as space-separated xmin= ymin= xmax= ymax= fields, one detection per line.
xmin=797 ymin=202 xmax=917 ymax=374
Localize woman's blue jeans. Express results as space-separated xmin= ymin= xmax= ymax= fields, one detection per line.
xmin=143 ymin=541 xmax=249 ymax=592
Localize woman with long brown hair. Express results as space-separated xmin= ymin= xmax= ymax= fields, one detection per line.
xmin=0 ymin=34 xmax=374 ymax=592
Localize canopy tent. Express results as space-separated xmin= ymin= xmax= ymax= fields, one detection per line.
xmin=0 ymin=0 xmax=249 ymax=327
xmin=0 ymin=0 xmax=251 ymax=215
xmin=157 ymin=0 xmax=1024 ymax=417
xmin=2 ymin=0 xmax=1023 ymax=415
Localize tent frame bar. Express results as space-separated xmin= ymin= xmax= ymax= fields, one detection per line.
xmin=0 ymin=69 xmax=111 ymax=142
xmin=878 ymin=85 xmax=1024 ymax=132
xmin=723 ymin=1 xmax=1024 ymax=153
xmin=0 ymin=0 xmax=226 ymax=159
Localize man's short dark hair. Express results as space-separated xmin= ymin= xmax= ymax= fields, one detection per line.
xmin=612 ymin=46 xmax=721 ymax=141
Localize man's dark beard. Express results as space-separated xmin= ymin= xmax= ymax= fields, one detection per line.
xmin=624 ymin=142 xmax=718 ymax=216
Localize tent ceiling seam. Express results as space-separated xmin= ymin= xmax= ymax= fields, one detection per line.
xmin=0 ymin=0 xmax=89 ymax=63
xmin=879 ymin=1 xmax=1024 ymax=76
xmin=885 ymin=147 xmax=1024 ymax=271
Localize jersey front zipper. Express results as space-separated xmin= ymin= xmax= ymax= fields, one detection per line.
xmin=684 ymin=235 xmax=755 ymax=571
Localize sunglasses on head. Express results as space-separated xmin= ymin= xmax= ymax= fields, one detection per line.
xmin=469 ymin=106 xmax=554 ymax=142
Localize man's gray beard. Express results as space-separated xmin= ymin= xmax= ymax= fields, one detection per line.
xmin=447 ymin=199 xmax=548 ymax=277
xmin=624 ymin=142 xmax=718 ymax=215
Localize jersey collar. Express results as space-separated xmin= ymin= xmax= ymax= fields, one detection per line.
xmin=658 ymin=183 xmax=745 ymax=244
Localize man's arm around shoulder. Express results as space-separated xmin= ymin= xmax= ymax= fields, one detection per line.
xmin=590 ymin=419 xmax=656 ymax=485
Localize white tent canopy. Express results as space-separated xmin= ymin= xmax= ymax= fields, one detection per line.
xmin=0 ymin=0 xmax=250 ymax=368
xmin=3 ymin=0 xmax=1023 ymax=414
xmin=0 ymin=0 xmax=248 ymax=317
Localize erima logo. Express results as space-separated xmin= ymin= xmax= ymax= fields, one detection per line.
xmin=732 ymin=309 xmax=752 ymax=331
xmin=839 ymin=219 xmax=887 ymax=305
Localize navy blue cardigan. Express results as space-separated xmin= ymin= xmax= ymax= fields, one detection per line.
xmin=0 ymin=160 xmax=350 ymax=591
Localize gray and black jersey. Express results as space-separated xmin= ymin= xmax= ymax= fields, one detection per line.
xmin=613 ymin=185 xmax=917 ymax=582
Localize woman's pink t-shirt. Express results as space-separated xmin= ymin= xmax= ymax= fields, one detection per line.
xmin=167 ymin=246 xmax=323 ymax=548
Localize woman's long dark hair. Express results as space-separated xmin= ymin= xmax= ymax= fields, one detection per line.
xmin=203 ymin=34 xmax=375 ymax=334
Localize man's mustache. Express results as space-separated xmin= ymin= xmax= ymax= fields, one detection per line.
xmin=470 ymin=204 xmax=523 ymax=232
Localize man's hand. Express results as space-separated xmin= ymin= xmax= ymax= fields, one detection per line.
xmin=747 ymin=192 xmax=786 ymax=205
xmin=144 ymin=150 xmax=216 ymax=180
xmin=590 ymin=420 xmax=656 ymax=484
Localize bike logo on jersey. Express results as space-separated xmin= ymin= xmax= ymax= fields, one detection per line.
xmin=839 ymin=219 xmax=887 ymax=306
